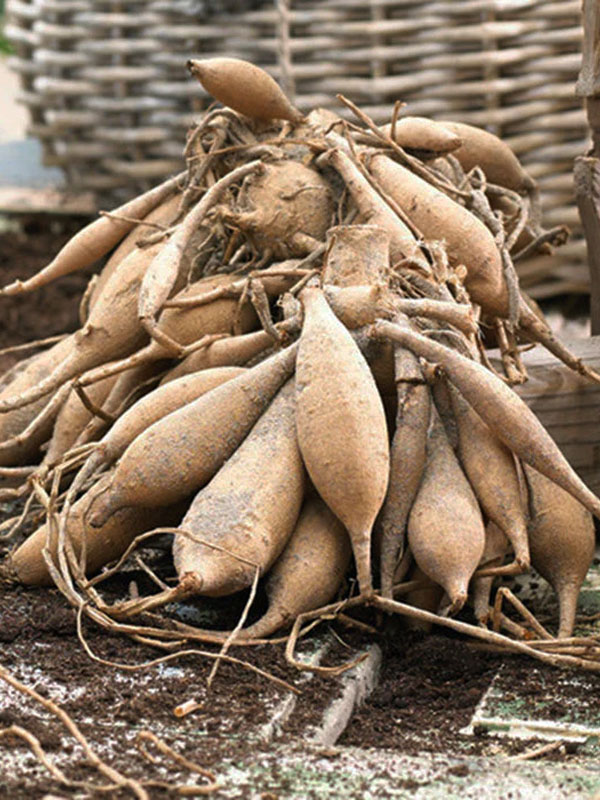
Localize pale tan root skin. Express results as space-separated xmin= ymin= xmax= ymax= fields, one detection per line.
xmin=449 ymin=385 xmax=530 ymax=571
xmin=408 ymin=410 xmax=485 ymax=611
xmin=0 ymin=336 xmax=75 ymax=467
xmin=227 ymin=161 xmax=335 ymax=260
xmin=241 ymin=495 xmax=352 ymax=638
xmin=88 ymin=343 xmax=299 ymax=525
xmin=374 ymin=318 xmax=600 ymax=521
xmin=378 ymin=345 xmax=430 ymax=598
xmin=296 ymin=287 xmax=389 ymax=594
xmin=367 ymin=153 xmax=509 ymax=317
xmin=187 ymin=58 xmax=304 ymax=123
xmin=173 ymin=379 xmax=306 ymax=596
xmin=524 ymin=465 xmax=595 ymax=639
xmin=472 ymin=521 xmax=510 ymax=624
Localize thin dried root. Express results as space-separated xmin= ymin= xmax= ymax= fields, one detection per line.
xmin=77 ymin=332 xmax=228 ymax=389
xmin=74 ymin=607 xmax=300 ymax=696
xmin=0 ymin=465 xmax=36 ymax=479
xmin=0 ymin=334 xmax=67 ymax=358
xmin=518 ymin=301 xmax=600 ymax=384
xmin=337 ymin=613 xmax=379 ymax=635
xmin=135 ymin=731 xmax=221 ymax=795
xmin=85 ymin=530 xmax=179 ymax=588
xmin=207 ymin=566 xmax=260 ymax=689
xmin=494 ymin=319 xmax=527 ymax=384
xmin=503 ymin=194 xmax=530 ymax=253
xmin=476 ymin=334 xmax=512 ymax=383
xmin=492 ymin=586 xmax=554 ymax=641
xmin=139 ymin=159 xmax=265 ymax=354
xmin=138 ymin=316 xmax=191 ymax=359
xmin=38 ymin=504 xmax=303 ymax=696
xmin=164 ymin=269 xmax=313 ymax=310
xmin=489 ymin=610 xmax=535 ymax=640
xmin=250 ymin=279 xmax=281 ymax=342
xmin=336 ymin=94 xmax=468 ymax=200
xmin=372 ymin=595 xmax=600 ymax=671
xmin=0 ymin=491 xmax=37 ymax=540
xmin=514 ymin=225 xmax=570 ymax=262
xmin=164 ymin=284 xmax=239 ymax=310
xmin=0 ymin=382 xmax=71 ymax=455
xmin=0 ymin=486 xmax=28 ymax=503
xmin=136 ymin=222 xmax=178 ymax=249
xmin=285 ymin=594 xmax=372 ymax=676
xmin=92 ymin=528 xmax=258 ymax=620
xmin=474 ymin=560 xmax=529 ymax=579
xmin=99 ymin=572 xmax=203 ymax=619
xmin=74 ymin=383 xmax=115 ymax=423
xmin=0 ymin=663 xmax=149 ymax=799
xmin=0 ymin=725 xmax=120 ymax=794
xmin=393 ymin=297 xmax=478 ymax=336
xmin=528 ymin=636 xmax=600 ymax=650
xmin=180 ymin=128 xmax=228 ymax=216
xmin=98 ymin=211 xmax=168 ymax=231
xmin=510 ymin=740 xmax=565 ymax=762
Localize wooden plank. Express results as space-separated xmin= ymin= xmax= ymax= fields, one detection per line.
xmin=0 ymin=186 xmax=96 ymax=216
xmin=575 ymin=0 xmax=600 ymax=99
xmin=574 ymin=159 xmax=600 ymax=335
xmin=510 ymin=336 xmax=600 ymax=498
xmin=575 ymin=0 xmax=600 ymax=334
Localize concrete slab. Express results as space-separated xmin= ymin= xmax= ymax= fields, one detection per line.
xmin=463 ymin=663 xmax=600 ymax=743
xmin=214 ymin=742 xmax=600 ymax=799
xmin=0 ymin=185 xmax=96 ymax=215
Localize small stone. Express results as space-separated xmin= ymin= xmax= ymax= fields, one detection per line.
xmin=317 ymin=747 xmax=340 ymax=758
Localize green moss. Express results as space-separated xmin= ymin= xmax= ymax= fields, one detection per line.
xmin=0 ymin=17 xmax=12 ymax=55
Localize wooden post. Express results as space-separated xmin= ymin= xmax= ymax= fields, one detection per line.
xmin=575 ymin=0 xmax=600 ymax=335
xmin=513 ymin=337 xmax=600 ymax=499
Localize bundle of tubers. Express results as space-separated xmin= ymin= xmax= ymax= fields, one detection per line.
xmin=1 ymin=57 xmax=599 ymax=674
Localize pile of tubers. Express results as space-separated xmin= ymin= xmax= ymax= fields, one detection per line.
xmin=0 ymin=57 xmax=598 ymax=662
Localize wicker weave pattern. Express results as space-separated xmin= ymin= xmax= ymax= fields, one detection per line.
xmin=6 ymin=0 xmax=589 ymax=297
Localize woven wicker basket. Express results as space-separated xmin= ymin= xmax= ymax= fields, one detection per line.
xmin=5 ymin=0 xmax=589 ymax=299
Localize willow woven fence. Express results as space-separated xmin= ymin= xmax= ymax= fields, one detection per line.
xmin=5 ymin=0 xmax=589 ymax=299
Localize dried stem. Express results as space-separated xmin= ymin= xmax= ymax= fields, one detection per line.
xmin=135 ymin=731 xmax=221 ymax=795
xmin=0 ymin=333 xmax=67 ymax=357
xmin=336 ymin=94 xmax=469 ymax=200
xmin=75 ymin=606 xmax=300 ymax=695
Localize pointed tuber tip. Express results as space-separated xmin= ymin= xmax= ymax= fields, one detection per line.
xmin=186 ymin=59 xmax=202 ymax=77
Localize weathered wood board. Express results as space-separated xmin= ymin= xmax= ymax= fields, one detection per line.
xmin=0 ymin=186 xmax=95 ymax=216
xmin=511 ymin=337 xmax=600 ymax=498
xmin=575 ymin=0 xmax=600 ymax=334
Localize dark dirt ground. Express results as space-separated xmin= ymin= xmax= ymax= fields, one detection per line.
xmin=0 ymin=218 xmax=599 ymax=799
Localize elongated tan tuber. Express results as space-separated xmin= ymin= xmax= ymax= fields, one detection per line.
xmin=187 ymin=57 xmax=304 ymax=123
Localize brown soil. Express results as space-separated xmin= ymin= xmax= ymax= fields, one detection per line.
xmin=0 ymin=219 xmax=598 ymax=798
